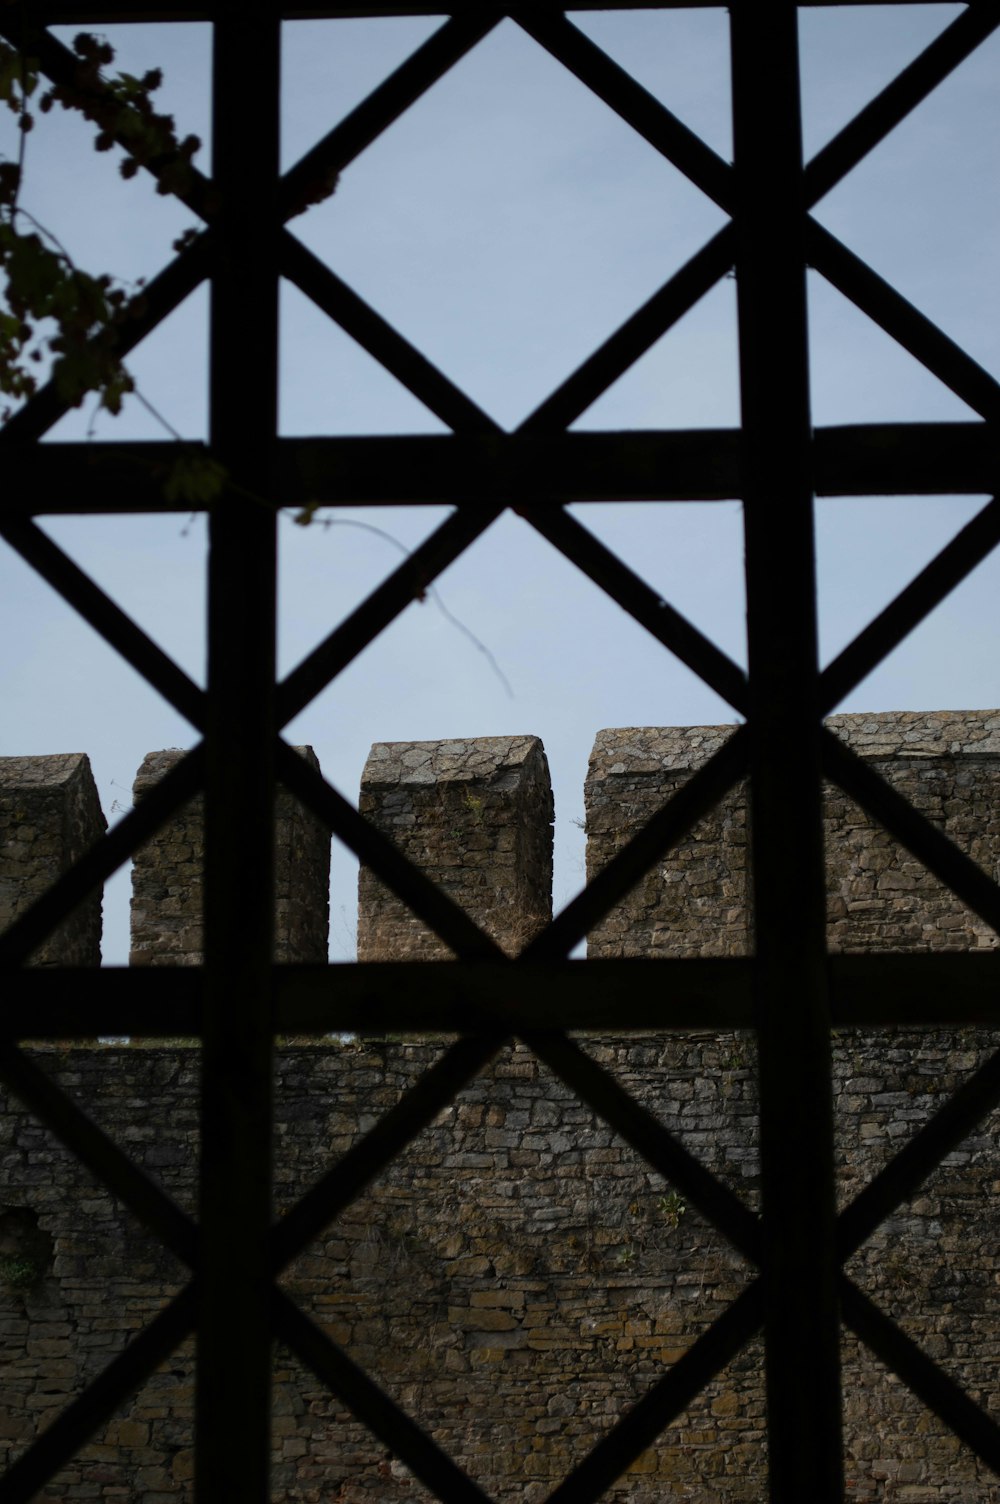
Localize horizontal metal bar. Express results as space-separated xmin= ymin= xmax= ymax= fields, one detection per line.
xmin=529 ymin=726 xmax=749 ymax=959
xmin=30 ymin=3 xmax=968 ymax=21
xmin=276 ymin=503 xmax=503 ymax=727
xmin=274 ymin=1289 xmax=492 ymax=1504
xmin=828 ymin=952 xmax=1000 ymax=1028
xmin=820 ymin=494 xmax=1000 ymax=714
xmin=525 ymin=1029 xmax=761 ymax=1261
xmin=821 ymin=728 xmax=1000 ymax=938
xmin=280 ymin=12 xmax=503 ymax=220
xmin=841 ymin=1277 xmax=1000 ymax=1474
xmin=281 ymin=231 xmax=500 ymax=432
xmin=805 ymin=1 xmax=1000 ymax=207
xmin=0 ymin=966 xmax=204 ymax=1040
xmin=0 ymin=1042 xmax=198 ymax=1264
xmin=0 ymin=516 xmax=206 ymax=729
xmin=271 ymin=1032 xmax=504 ymax=1271
xmin=839 ymin=1039 xmax=1000 ymax=1260
xmin=523 ymin=504 xmax=749 ymax=713
xmin=0 ymin=1285 xmax=197 ymax=1504
xmin=0 ymin=744 xmax=205 ymax=967
xmin=4 ymin=425 xmax=993 ymax=515
xmin=545 ymin=1282 xmax=764 ymax=1504
xmin=275 ymin=739 xmax=506 ymax=960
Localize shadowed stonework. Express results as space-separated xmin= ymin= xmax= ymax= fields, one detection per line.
xmin=130 ymin=746 xmax=330 ymax=965
xmin=357 ymin=735 xmax=553 ymax=960
xmin=0 ymin=753 xmax=105 ymax=966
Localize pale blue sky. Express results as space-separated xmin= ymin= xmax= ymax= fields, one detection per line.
xmin=2 ymin=7 xmax=997 ymax=962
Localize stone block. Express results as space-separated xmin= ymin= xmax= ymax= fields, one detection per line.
xmin=129 ymin=747 xmax=329 ymax=965
xmin=0 ymin=754 xmax=105 ymax=965
xmin=357 ymin=735 xmax=553 ymax=959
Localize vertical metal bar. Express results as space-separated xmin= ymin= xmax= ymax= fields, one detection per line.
xmin=730 ymin=7 xmax=843 ymax=1500
xmin=197 ymin=11 xmax=280 ymax=1501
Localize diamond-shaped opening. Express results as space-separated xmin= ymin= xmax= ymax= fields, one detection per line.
xmin=0 ymin=1061 xmax=191 ymax=1479
xmin=822 ymin=714 xmax=1000 ymax=957
xmin=804 ymin=13 xmax=1000 ymax=383
xmin=39 ymin=281 xmax=210 ymax=443
xmin=567 ymin=274 xmax=741 ymax=431
xmin=815 ymin=494 xmax=995 ymax=710
xmin=278 ymin=277 xmax=452 ymax=437
xmin=833 ymin=1027 xmax=1000 ymax=1213
xmin=799 ymin=4 xmax=966 ymax=164
xmin=273 ymin=1036 xmax=758 ymax=1500
xmin=280 ymin=15 xmax=443 ymax=176
xmin=289 ymin=19 xmax=729 ymax=430
xmin=281 ymin=510 xmax=748 ymax=962
xmin=841 ymin=1328 xmax=1000 ymax=1500
xmin=571 ymin=6 xmax=733 ymax=163
xmin=808 ymin=273 xmax=986 ymax=427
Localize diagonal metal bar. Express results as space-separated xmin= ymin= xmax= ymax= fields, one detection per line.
xmin=280 ymin=12 xmax=503 ymax=220
xmin=524 ymin=726 xmax=748 ymax=960
xmin=274 ymin=1288 xmax=494 ymax=1504
xmin=821 ymin=728 xmax=1000 ymax=936
xmin=511 ymin=8 xmax=733 ymax=213
xmin=0 ymin=1043 xmax=198 ymax=1265
xmin=281 ymin=231 xmax=500 ymax=433
xmin=0 ymin=17 xmax=215 ymax=220
xmin=276 ymin=504 xmax=503 ymax=726
xmin=520 ymin=225 xmax=734 ymax=433
xmin=271 ymin=1032 xmax=505 ymax=1272
xmin=0 ymin=744 xmax=205 ymax=967
xmin=804 ymin=0 xmax=1000 ymax=206
xmin=275 ymin=738 xmax=505 ymax=960
xmin=0 ymin=1284 xmax=197 ymax=1504
xmin=839 ymin=1042 xmax=1000 ymax=1261
xmin=841 ymin=1277 xmax=1000 ymax=1473
xmin=0 ymin=234 xmax=212 ymax=448
xmin=521 ymin=505 xmax=749 ymax=714
xmin=820 ymin=495 xmax=1000 ymax=714
xmin=0 ymin=516 xmax=206 ymax=729
xmin=807 ymin=219 xmax=1000 ymax=425
xmin=545 ymin=1282 xmax=764 ymax=1504
xmin=522 ymin=1030 xmax=761 ymax=1262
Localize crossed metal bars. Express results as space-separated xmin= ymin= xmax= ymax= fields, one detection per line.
xmin=1 ymin=3 xmax=1000 ymax=1500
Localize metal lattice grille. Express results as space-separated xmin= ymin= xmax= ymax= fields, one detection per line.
xmin=2 ymin=4 xmax=1000 ymax=1501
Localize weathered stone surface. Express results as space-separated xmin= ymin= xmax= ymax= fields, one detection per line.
xmin=0 ymin=754 xmax=105 ymax=965
xmin=358 ymin=735 xmax=553 ymax=959
xmin=585 ymin=711 xmax=1000 ymax=957
xmin=130 ymin=747 xmax=330 ymax=965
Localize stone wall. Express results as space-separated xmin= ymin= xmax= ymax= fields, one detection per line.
xmin=3 ymin=715 xmax=1000 ymax=1502
xmin=130 ymin=746 xmax=330 ymax=964
xmin=357 ymin=736 xmax=553 ymax=960
xmin=0 ymin=754 xmax=105 ymax=966
xmin=585 ymin=711 xmax=1000 ymax=958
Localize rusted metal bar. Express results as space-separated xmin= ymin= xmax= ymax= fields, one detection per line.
xmin=545 ymin=1283 xmax=764 ymax=1504
xmin=0 ymin=517 xmax=206 ymax=728
xmin=196 ymin=12 xmax=280 ymax=1500
xmin=523 ymin=505 xmax=749 ymax=713
xmin=0 ymin=745 xmax=204 ymax=967
xmin=731 ymin=5 xmax=842 ymax=1496
xmin=820 ymin=494 xmax=1000 ymax=713
xmin=0 ymin=1286 xmax=197 ymax=1504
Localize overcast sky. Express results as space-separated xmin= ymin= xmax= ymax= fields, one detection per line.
xmin=1 ymin=6 xmax=997 ymax=963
